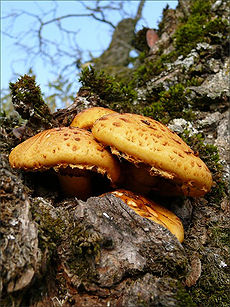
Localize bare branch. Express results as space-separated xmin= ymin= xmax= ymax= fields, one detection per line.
xmin=2 ymin=0 xmax=145 ymax=83
xmin=135 ymin=0 xmax=146 ymax=22
xmin=90 ymin=13 xmax=115 ymax=28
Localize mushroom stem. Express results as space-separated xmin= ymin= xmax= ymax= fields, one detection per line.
xmin=122 ymin=163 xmax=157 ymax=195
xmin=122 ymin=163 xmax=182 ymax=197
xmin=58 ymin=174 xmax=92 ymax=200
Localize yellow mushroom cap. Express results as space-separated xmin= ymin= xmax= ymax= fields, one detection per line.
xmin=70 ymin=107 xmax=117 ymax=130
xmin=105 ymin=189 xmax=184 ymax=243
xmin=9 ymin=127 xmax=120 ymax=184
xmin=92 ymin=113 xmax=213 ymax=197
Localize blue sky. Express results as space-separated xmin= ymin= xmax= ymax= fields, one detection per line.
xmin=1 ymin=1 xmax=178 ymax=101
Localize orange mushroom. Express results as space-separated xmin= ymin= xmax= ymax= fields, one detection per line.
xmin=70 ymin=107 xmax=117 ymax=130
xmin=9 ymin=127 xmax=120 ymax=200
xmin=92 ymin=113 xmax=213 ymax=197
xmin=103 ymin=189 xmax=184 ymax=243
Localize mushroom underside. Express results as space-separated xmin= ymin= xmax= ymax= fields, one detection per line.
xmin=120 ymin=160 xmax=183 ymax=197
xmin=110 ymin=146 xmax=207 ymax=197
xmin=21 ymin=166 xmax=113 ymax=200
xmin=57 ymin=165 xmax=113 ymax=199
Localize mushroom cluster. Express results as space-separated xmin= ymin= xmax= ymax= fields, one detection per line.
xmin=9 ymin=106 xmax=213 ymax=242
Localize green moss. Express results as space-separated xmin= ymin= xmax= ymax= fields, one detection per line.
xmin=173 ymin=0 xmax=229 ymax=57
xmin=173 ymin=0 xmax=211 ymax=56
xmin=185 ymin=217 xmax=230 ymax=306
xmin=133 ymin=51 xmax=177 ymax=86
xmin=9 ymin=75 xmax=47 ymax=116
xmin=191 ymin=95 xmax=218 ymax=112
xmin=158 ymin=84 xmax=190 ymax=118
xmin=65 ymin=223 xmax=101 ymax=282
xmin=142 ymin=100 xmax=165 ymax=122
xmin=174 ymin=15 xmax=207 ymax=56
xmin=142 ymin=83 xmax=194 ymax=124
xmin=186 ymin=76 xmax=204 ymax=87
xmin=176 ymin=283 xmax=197 ymax=307
xmin=29 ymin=203 xmax=101 ymax=303
xmin=189 ymin=251 xmax=230 ymax=306
xmin=135 ymin=56 xmax=166 ymax=83
xmin=79 ymin=66 xmax=137 ymax=112
xmin=32 ymin=204 xmax=66 ymax=255
xmin=204 ymin=17 xmax=229 ymax=44
xmin=211 ymin=224 xmax=230 ymax=247
xmin=32 ymin=203 xmax=102 ymax=283
xmin=190 ymin=0 xmax=211 ymax=16
xmin=68 ymin=225 xmax=101 ymax=257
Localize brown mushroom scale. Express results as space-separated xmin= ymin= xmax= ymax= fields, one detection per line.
xmin=9 ymin=127 xmax=120 ymax=200
xmin=92 ymin=113 xmax=213 ymax=197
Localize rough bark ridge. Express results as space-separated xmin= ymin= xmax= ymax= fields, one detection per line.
xmin=1 ymin=0 xmax=230 ymax=306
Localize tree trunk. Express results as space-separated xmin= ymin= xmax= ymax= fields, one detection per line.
xmin=1 ymin=0 xmax=229 ymax=306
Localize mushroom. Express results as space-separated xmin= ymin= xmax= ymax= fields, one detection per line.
xmin=92 ymin=113 xmax=213 ymax=197
xmin=103 ymin=189 xmax=184 ymax=243
xmin=9 ymin=127 xmax=120 ymax=200
xmin=70 ymin=107 xmax=117 ymax=130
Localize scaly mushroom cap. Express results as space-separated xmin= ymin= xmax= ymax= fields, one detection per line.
xmin=9 ymin=127 xmax=120 ymax=184
xmin=92 ymin=113 xmax=213 ymax=197
xmin=70 ymin=107 xmax=117 ymax=130
xmin=105 ymin=189 xmax=184 ymax=243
